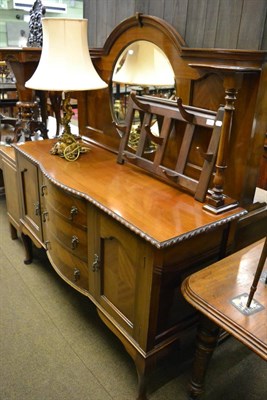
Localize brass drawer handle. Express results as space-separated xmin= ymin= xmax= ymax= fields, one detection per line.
xmin=71 ymin=235 xmax=79 ymax=250
xmin=41 ymin=185 xmax=47 ymax=196
xmin=70 ymin=206 xmax=78 ymax=220
xmin=42 ymin=211 xmax=48 ymax=222
xmin=44 ymin=240 xmax=51 ymax=250
xmin=73 ymin=268 xmax=80 ymax=282
xmin=92 ymin=254 xmax=100 ymax=272
xmin=34 ymin=201 xmax=40 ymax=216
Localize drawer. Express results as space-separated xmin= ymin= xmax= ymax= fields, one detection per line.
xmin=44 ymin=206 xmax=87 ymax=261
xmin=44 ymin=179 xmax=87 ymax=227
xmin=47 ymin=231 xmax=89 ymax=291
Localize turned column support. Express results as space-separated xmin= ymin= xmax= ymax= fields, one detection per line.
xmin=188 ymin=63 xmax=260 ymax=213
xmin=204 ymin=72 xmax=243 ymax=213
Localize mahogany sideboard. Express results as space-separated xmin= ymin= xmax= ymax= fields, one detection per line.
xmin=1 ymin=13 xmax=266 ymax=400
xmin=13 ymin=139 xmax=246 ymax=399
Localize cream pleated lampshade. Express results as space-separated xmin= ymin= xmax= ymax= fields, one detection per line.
xmin=26 ymin=18 xmax=107 ymax=91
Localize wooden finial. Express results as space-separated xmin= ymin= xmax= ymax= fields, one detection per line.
xmin=136 ymin=12 xmax=143 ymax=27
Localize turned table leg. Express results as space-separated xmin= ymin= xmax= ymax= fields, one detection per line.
xmin=189 ymin=316 xmax=220 ymax=399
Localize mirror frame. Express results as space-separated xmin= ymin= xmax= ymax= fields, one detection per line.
xmin=77 ymin=13 xmax=201 ymax=151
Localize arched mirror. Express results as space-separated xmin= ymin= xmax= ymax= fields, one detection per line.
xmin=111 ymin=40 xmax=176 ymax=124
xmin=80 ymin=14 xmax=189 ymax=151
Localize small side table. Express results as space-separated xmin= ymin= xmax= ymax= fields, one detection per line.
xmin=0 ymin=47 xmax=48 ymax=141
xmin=182 ymin=238 xmax=267 ymax=399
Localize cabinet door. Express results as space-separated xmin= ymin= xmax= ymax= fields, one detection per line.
xmin=16 ymin=153 xmax=43 ymax=242
xmin=2 ymin=154 xmax=20 ymax=234
xmin=91 ymin=211 xmax=154 ymax=348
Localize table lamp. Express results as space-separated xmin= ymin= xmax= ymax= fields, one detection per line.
xmin=113 ymin=40 xmax=174 ymax=87
xmin=113 ymin=41 xmax=174 ymax=151
xmin=25 ymin=18 xmax=107 ymax=160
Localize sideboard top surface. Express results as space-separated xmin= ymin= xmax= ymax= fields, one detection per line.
xmin=13 ymin=140 xmax=246 ymax=248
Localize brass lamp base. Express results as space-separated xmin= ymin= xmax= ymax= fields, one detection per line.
xmin=50 ymin=132 xmax=88 ymax=161
xmin=50 ymin=92 xmax=88 ymax=161
xmin=61 ymin=91 xmax=74 ymax=136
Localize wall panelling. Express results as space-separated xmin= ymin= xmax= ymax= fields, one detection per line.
xmin=84 ymin=0 xmax=267 ymax=50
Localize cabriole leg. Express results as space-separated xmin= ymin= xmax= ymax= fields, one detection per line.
xmin=21 ymin=232 xmax=33 ymax=264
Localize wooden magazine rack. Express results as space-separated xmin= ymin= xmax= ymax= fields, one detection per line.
xmin=115 ymin=92 xmax=225 ymax=203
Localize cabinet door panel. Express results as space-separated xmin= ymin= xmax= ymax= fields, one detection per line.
xmin=100 ymin=235 xmax=136 ymax=324
xmin=17 ymin=154 xmax=43 ymax=241
xmin=2 ymin=155 xmax=20 ymax=231
xmin=94 ymin=212 xmax=153 ymax=339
